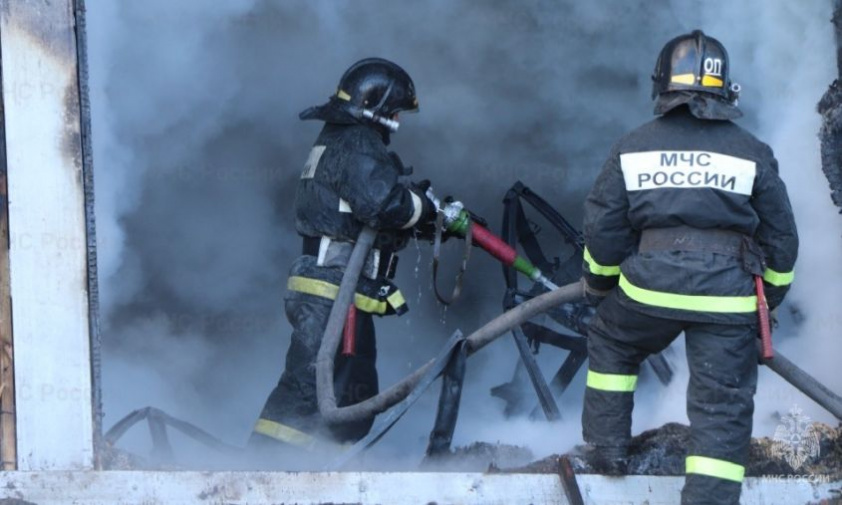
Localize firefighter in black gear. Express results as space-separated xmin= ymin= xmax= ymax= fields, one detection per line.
xmin=580 ymin=31 xmax=798 ymax=505
xmin=250 ymin=58 xmax=439 ymax=453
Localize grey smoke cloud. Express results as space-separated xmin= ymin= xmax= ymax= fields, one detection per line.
xmin=87 ymin=0 xmax=838 ymax=468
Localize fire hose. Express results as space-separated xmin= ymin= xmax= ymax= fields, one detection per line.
xmin=316 ymin=225 xmax=585 ymax=425
xmin=317 ymin=208 xmax=842 ymax=426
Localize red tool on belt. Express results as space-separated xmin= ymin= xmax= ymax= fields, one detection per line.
xmin=342 ymin=305 xmax=357 ymax=356
xmin=754 ymin=275 xmax=773 ymax=360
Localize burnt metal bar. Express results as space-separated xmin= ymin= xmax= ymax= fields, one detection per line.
xmin=425 ymin=340 xmax=468 ymax=458
xmin=762 ymin=343 xmax=842 ymax=420
xmin=512 ymin=328 xmax=560 ymax=421
xmin=557 ymin=455 xmax=585 ymax=505
xmin=647 ymin=352 xmax=674 ymax=386
xmin=530 ymin=350 xmax=587 ymax=421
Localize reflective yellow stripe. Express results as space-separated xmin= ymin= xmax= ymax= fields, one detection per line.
xmin=336 ymin=89 xmax=351 ymax=101
xmin=686 ymin=455 xmax=745 ymax=483
xmin=619 ymin=274 xmax=757 ymax=313
xmin=387 ymin=290 xmax=406 ymax=310
xmin=584 ymin=247 xmax=621 ymax=277
xmin=670 ymin=73 xmax=696 ymax=85
xmin=287 ymin=276 xmax=389 ymax=314
xmin=288 ymin=275 xmax=339 ymax=299
xmin=253 ymin=419 xmax=313 ymax=446
xmin=701 ymin=75 xmax=724 ymax=87
xmin=763 ymin=268 xmax=794 ymax=287
xmin=586 ymin=370 xmax=638 ymax=392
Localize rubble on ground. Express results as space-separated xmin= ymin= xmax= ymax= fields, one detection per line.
xmin=421 ymin=442 xmax=534 ymax=472
xmin=514 ymin=422 xmax=842 ymax=480
xmin=820 ymin=79 xmax=842 ymax=209
xmin=101 ymin=444 xmax=159 ymax=470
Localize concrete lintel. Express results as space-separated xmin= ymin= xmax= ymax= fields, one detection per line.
xmin=0 ymin=471 xmax=839 ymax=504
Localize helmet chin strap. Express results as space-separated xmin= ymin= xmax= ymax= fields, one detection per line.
xmin=361 ymin=109 xmax=400 ymax=132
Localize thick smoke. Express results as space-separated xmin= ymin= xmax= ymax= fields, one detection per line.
xmin=87 ymin=0 xmax=839 ymax=469
xmin=702 ymin=2 xmax=842 ymax=429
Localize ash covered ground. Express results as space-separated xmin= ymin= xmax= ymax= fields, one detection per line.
xmin=101 ymin=419 xmax=842 ymax=482
xmin=424 ymin=422 xmax=842 ymax=480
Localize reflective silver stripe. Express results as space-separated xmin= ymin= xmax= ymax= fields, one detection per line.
xmin=369 ymin=249 xmax=381 ymax=278
xmin=338 ymin=198 xmax=352 ymax=213
xmin=301 ymin=145 xmax=326 ymax=179
xmin=314 ymin=236 xmax=380 ymax=280
xmin=401 ymin=191 xmax=424 ymax=229
xmin=316 ymin=236 xmax=331 ymax=266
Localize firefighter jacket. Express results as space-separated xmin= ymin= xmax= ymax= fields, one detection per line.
xmin=582 ymin=106 xmax=799 ymax=324
xmin=291 ymin=122 xmax=428 ymax=316
xmin=295 ymin=122 xmax=425 ymax=244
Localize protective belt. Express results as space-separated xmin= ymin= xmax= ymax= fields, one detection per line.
xmin=639 ymin=227 xmax=794 ymax=288
xmin=303 ymin=236 xmax=398 ymax=280
xmin=638 ymin=225 xmax=765 ymax=276
xmin=640 ymin=225 xmax=743 ymax=257
xmin=621 ymin=226 xmax=763 ymax=314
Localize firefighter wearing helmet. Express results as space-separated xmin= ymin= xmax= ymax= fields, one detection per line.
xmin=250 ymin=58 xmax=439 ymax=454
xmin=580 ymin=30 xmax=798 ymax=505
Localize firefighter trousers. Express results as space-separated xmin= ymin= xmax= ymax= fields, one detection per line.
xmin=251 ymin=288 xmax=379 ymax=450
xmin=582 ymin=292 xmax=758 ymax=505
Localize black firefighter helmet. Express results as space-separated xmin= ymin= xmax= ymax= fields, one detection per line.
xmin=299 ymin=57 xmax=419 ymax=133
xmin=651 ymin=30 xmax=740 ymax=103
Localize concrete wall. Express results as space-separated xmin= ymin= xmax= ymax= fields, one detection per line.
xmin=0 ymin=471 xmax=838 ymax=504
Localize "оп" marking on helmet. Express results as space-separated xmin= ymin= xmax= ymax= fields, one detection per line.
xmin=703 ymin=57 xmax=723 ymax=77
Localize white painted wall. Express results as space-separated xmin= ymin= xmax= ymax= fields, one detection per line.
xmin=0 ymin=0 xmax=94 ymax=470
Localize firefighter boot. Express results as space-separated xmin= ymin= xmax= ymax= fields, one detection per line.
xmin=587 ymin=445 xmax=629 ymax=476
